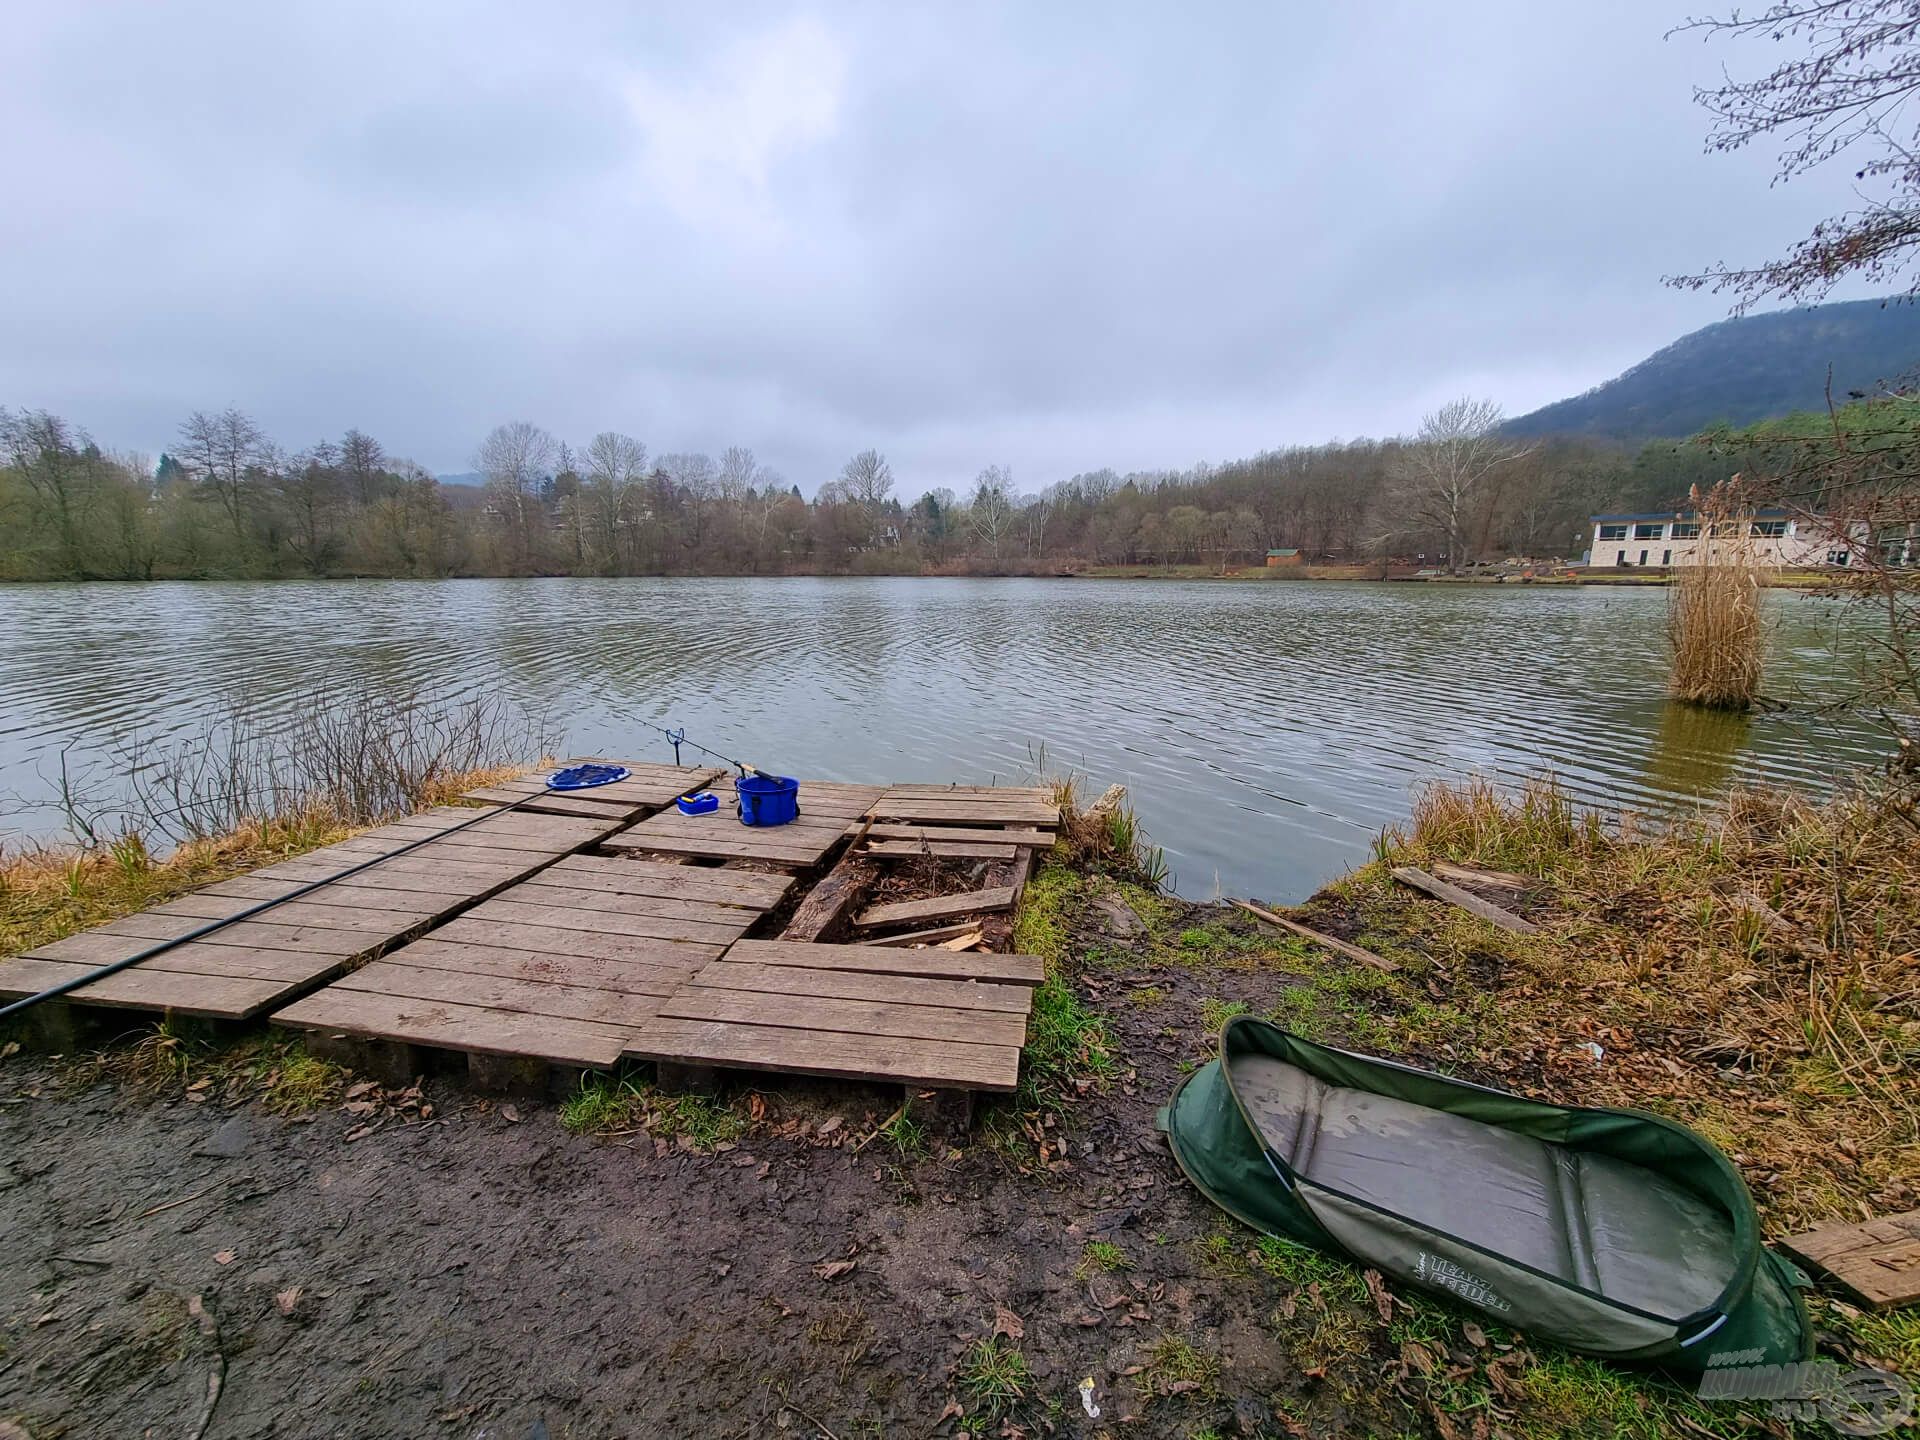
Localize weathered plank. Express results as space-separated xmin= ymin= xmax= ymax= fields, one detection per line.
xmin=688 ymin=959 xmax=1034 ymax=1013
xmin=725 ymin=939 xmax=1044 ymax=986
xmin=1431 ymin=860 xmax=1531 ymax=892
xmin=854 ymin=922 xmax=985 ymax=948
xmin=458 ymin=786 xmax=635 ymax=819
xmin=628 ymin=1017 xmax=1019 ymax=1091
xmin=864 ymin=840 xmax=1017 ymax=861
xmin=1390 ymin=867 xmax=1540 ymax=935
xmin=869 ymin=798 xmax=1060 ymax=826
xmin=602 ymin=831 xmax=830 ymax=866
xmin=543 ymin=855 xmax=791 ymax=908
xmin=500 ymin=881 xmax=765 ymax=927
xmin=855 ymin=886 xmax=1017 ymax=930
xmin=779 ymin=856 xmax=876 ymax=942
xmin=658 ymin=987 xmax=1027 ymax=1048
xmin=334 ymin=962 xmax=667 ymax=1030
xmin=0 ymin=957 xmax=287 ymax=1017
xmin=1778 ymin=1209 xmax=1920 ymax=1310
xmin=432 ymin=917 xmax=726 ymax=966
xmin=1231 ymin=900 xmax=1401 ymax=973
xmin=274 ymin=986 xmax=631 ymax=1068
xmin=858 ymin=824 xmax=1055 ymax=846
xmin=392 ymin=939 xmax=699 ymax=995
xmin=460 ymin=898 xmax=749 ymax=945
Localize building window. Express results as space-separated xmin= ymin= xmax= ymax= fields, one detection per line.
xmin=1828 ymin=550 xmax=1850 ymax=567
xmin=1662 ymin=549 xmax=1672 ymax=565
xmin=1711 ymin=521 xmax=1743 ymax=537
xmin=1633 ymin=522 xmax=1664 ymax=540
xmin=1597 ymin=524 xmax=1628 ymax=542
xmin=1638 ymin=549 xmax=1649 ymax=566
xmin=1751 ymin=519 xmax=1788 ymax=538
xmin=1671 ymin=521 xmax=1700 ymax=539
xmin=1615 ymin=550 xmax=1629 ymax=567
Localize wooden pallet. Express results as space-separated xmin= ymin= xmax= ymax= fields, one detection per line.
xmin=462 ymin=758 xmax=723 ymax=819
xmin=270 ymin=855 xmax=791 ymax=1070
xmin=604 ymin=778 xmax=886 ymax=869
xmin=0 ymin=807 xmax=625 ymax=1022
xmin=626 ymin=939 xmax=1042 ymax=1093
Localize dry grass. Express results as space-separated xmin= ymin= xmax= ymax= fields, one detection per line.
xmin=1379 ymin=774 xmax=1919 ymax=1230
xmin=1666 ymin=482 xmax=1764 ymax=709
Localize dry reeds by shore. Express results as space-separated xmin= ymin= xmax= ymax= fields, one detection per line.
xmin=1667 ymin=481 xmax=1764 ymax=708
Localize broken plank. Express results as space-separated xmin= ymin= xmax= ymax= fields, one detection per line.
xmin=779 ymin=854 xmax=876 ymax=942
xmin=1390 ymin=866 xmax=1540 ymax=935
xmin=857 ymin=824 xmax=1055 ymax=846
xmin=1431 ymin=860 xmax=1531 ymax=892
xmin=1231 ymin=900 xmax=1400 ymax=973
xmin=627 ymin=1017 xmax=1019 ymax=1092
xmin=855 ymin=922 xmax=984 ymax=948
xmin=855 ymin=886 xmax=1015 ymax=930
xmin=1778 ymin=1209 xmax=1920 ymax=1310
xmin=725 ymin=939 xmax=1043 ymax=986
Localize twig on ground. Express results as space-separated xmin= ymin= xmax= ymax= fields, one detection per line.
xmin=185 ymin=1294 xmax=225 ymax=1440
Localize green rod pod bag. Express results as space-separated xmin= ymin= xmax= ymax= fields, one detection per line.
xmin=1161 ymin=1016 xmax=1812 ymax=1378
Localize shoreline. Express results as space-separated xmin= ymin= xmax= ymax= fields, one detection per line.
xmin=2 ymin=775 xmax=1912 ymax=1435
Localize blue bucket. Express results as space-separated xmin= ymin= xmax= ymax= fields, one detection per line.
xmin=736 ymin=773 xmax=800 ymax=827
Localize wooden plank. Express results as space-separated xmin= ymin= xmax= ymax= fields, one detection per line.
xmin=433 ymin=917 xmax=725 ymax=966
xmin=390 ymin=939 xmax=698 ymax=996
xmin=458 ymin=786 xmax=636 ymax=819
xmin=855 ymin=922 xmax=984 ymax=948
xmin=1778 ymin=1210 xmax=1920 ymax=1310
xmin=659 ymin=987 xmax=1028 ymax=1048
xmin=725 ymin=939 xmax=1044 ymax=986
xmin=144 ymin=895 xmax=438 ymax=932
xmin=463 ymin=898 xmax=748 ymax=945
xmin=545 ymin=855 xmax=790 ymax=907
xmin=4 ymin=941 xmax=341 ymax=985
xmin=688 ymin=959 xmax=1034 ymax=1014
xmin=855 ymin=886 xmax=1016 ymax=930
xmin=779 ymin=855 xmax=876 ymax=942
xmin=601 ymin=831 xmax=830 ymax=865
xmin=1391 ymin=866 xmax=1540 ymax=935
xmin=0 ymin=957 xmax=286 ymax=1017
xmin=336 ymin=962 xmax=666 ymax=1030
xmin=859 ymin=824 xmax=1055 ymax=846
xmin=247 ymin=853 xmax=524 ymax=888
xmin=502 ymin=881 xmax=765 ymax=927
xmin=865 ymin=840 xmax=1017 ymax=861
xmin=273 ymin=986 xmax=630 ymax=1068
xmin=42 ymin=918 xmax=371 ymax=960
xmin=869 ymin=799 xmax=1060 ymax=826
xmin=198 ymin=877 xmax=462 ymax=915
xmin=628 ymin=1017 xmax=1019 ymax=1091
xmin=1432 ymin=860 xmax=1531 ymax=892
xmin=1231 ymin=900 xmax=1401 ymax=973
xmin=882 ymin=785 xmax=1054 ymax=799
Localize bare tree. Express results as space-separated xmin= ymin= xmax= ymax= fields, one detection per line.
xmin=586 ymin=431 xmax=647 ymax=572
xmin=718 ymin=445 xmax=762 ymax=502
xmin=340 ymin=429 xmax=386 ymax=505
xmin=178 ymin=408 xmax=269 ymax=541
xmin=968 ymin=464 xmax=1016 ymax=559
xmin=476 ymin=421 xmax=558 ymax=570
xmin=1384 ymin=397 xmax=1530 ymax=573
xmin=1671 ymin=2 xmax=1920 ymax=308
xmin=0 ymin=408 xmax=101 ymax=576
xmin=838 ymin=449 xmax=895 ymax=545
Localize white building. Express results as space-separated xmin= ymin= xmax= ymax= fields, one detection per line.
xmin=1585 ymin=509 xmax=1871 ymax=570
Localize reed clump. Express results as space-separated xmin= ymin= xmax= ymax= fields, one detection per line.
xmin=1667 ymin=480 xmax=1764 ymax=709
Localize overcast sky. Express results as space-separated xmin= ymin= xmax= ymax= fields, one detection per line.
xmin=0 ymin=2 xmax=1874 ymax=496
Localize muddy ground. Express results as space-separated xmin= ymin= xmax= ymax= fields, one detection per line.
xmin=0 ymin=904 xmax=1334 ymax=1440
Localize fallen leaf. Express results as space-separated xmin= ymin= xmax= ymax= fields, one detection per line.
xmin=342 ymin=1123 xmax=375 ymax=1143
xmin=0 ymin=1040 xmax=20 ymax=1061
xmin=993 ymin=1304 xmax=1025 ymax=1340
xmin=818 ymin=1116 xmax=844 ymax=1138
xmin=274 ymin=1286 xmax=301 ymax=1315
xmin=1364 ymin=1268 xmax=1395 ymax=1324
xmin=186 ymin=1078 xmax=212 ymax=1092
xmin=500 ymin=1104 xmax=521 ymax=1124
xmin=938 ymin=1400 xmax=964 ymax=1422
xmin=345 ymin=1081 xmax=379 ymax=1100
xmin=213 ymin=1250 xmax=236 ymax=1265
xmin=1462 ymin=1321 xmax=1487 ymax=1347
xmin=813 ymin=1259 xmax=856 ymax=1281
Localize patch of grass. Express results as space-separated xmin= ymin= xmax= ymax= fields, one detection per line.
xmin=1075 ymin=1240 xmax=1129 ymax=1277
xmin=1191 ymin=1228 xmax=1251 ymax=1278
xmin=259 ymin=1045 xmax=349 ymax=1115
xmin=882 ymin=1105 xmax=926 ymax=1158
xmin=1011 ymin=864 xmax=1080 ymax=969
xmin=561 ymin=1074 xmax=746 ymax=1150
xmin=1197 ymin=997 xmax=1247 ymax=1033
xmin=1017 ymin=975 xmax=1114 ymax=1107
xmin=1125 ymin=985 xmax=1166 ymax=1007
xmin=1251 ymin=1234 xmax=1369 ymax=1305
xmin=89 ymin=1026 xmax=346 ymax=1114
xmin=1141 ymin=1333 xmax=1222 ymax=1401
xmin=955 ymin=1336 xmax=1029 ymax=1421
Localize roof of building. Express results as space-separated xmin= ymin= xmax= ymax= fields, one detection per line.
xmin=1589 ymin=508 xmax=1790 ymax=523
xmin=1266 ymin=547 xmax=1300 ymax=557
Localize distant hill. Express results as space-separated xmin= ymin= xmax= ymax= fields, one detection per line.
xmin=1504 ymin=299 xmax=1920 ymax=441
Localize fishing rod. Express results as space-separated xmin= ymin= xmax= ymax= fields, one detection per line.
xmin=633 ymin=718 xmax=759 ymax=776
xmin=0 ymin=762 xmax=632 ymax=1023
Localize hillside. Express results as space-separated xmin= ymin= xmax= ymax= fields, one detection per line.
xmin=1504 ymin=299 xmax=1920 ymax=440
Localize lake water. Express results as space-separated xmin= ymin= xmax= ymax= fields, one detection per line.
xmin=0 ymin=577 xmax=1893 ymax=901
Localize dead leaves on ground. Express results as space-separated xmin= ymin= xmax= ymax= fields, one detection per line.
xmin=340 ymin=1078 xmax=434 ymax=1141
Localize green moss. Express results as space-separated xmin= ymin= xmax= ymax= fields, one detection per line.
xmin=1012 ymin=864 xmax=1081 ymax=968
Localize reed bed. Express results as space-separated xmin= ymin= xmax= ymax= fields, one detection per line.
xmin=1667 ymin=483 xmax=1765 ymax=708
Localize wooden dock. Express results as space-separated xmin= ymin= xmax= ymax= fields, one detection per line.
xmin=5 ymin=763 xmax=1063 ymax=1104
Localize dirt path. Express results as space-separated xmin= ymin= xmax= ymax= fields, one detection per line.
xmin=0 ymin=944 xmax=1309 ymax=1439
